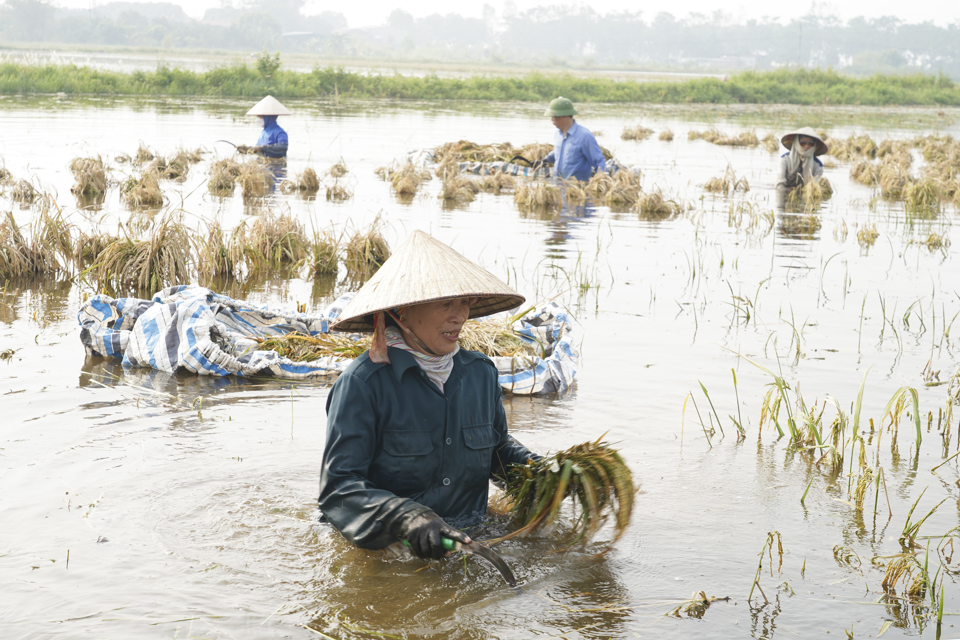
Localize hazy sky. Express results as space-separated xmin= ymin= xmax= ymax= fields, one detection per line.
xmin=58 ymin=0 xmax=959 ymax=28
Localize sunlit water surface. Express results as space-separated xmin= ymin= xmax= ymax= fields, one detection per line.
xmin=2 ymin=97 xmax=960 ymax=639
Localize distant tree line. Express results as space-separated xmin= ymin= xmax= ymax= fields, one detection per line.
xmin=1 ymin=0 xmax=959 ymax=78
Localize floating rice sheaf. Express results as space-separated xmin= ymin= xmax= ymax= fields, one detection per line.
xmin=497 ymin=437 xmax=634 ymax=548
xmin=69 ymin=156 xmax=107 ymax=196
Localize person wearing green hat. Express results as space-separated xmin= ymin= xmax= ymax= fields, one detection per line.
xmin=538 ymin=96 xmax=606 ymax=182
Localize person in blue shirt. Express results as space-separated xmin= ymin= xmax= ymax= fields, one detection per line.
xmin=237 ymin=95 xmax=290 ymax=159
xmin=776 ymin=127 xmax=827 ymax=189
xmin=538 ymin=97 xmax=606 ymax=182
xmin=318 ymin=231 xmax=540 ymax=560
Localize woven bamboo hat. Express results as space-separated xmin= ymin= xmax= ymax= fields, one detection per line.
xmin=331 ymin=230 xmax=525 ymax=332
xmin=781 ymin=127 xmax=828 ymax=156
xmin=246 ymin=95 xmax=292 ymax=116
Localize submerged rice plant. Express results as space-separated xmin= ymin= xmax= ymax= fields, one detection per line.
xmin=134 ymin=143 xmax=155 ymax=166
xmin=301 ymin=228 xmax=340 ymax=277
xmin=69 ymin=156 xmax=107 ymax=196
xmin=208 ymin=158 xmax=242 ymax=196
xmin=704 ymin=166 xmax=750 ymax=195
xmin=514 ymin=180 xmax=562 ymax=212
xmin=762 ymin=133 xmax=781 ymax=153
xmin=245 ymin=211 xmax=309 ymax=269
xmin=621 ymin=124 xmax=654 ymax=141
xmin=904 ymin=178 xmax=945 ymax=214
xmin=829 ymin=134 xmax=878 ymax=162
xmin=477 ymin=170 xmax=516 ymax=195
xmin=194 ymin=219 xmax=245 ymax=282
xmin=0 ymin=208 xmax=73 ymax=278
xmin=850 ymin=160 xmax=880 ymax=186
xmin=689 ymin=129 xmax=760 ymax=147
xmin=121 ymin=169 xmax=164 ymax=207
xmin=659 ymin=129 xmax=674 ymax=142
xmin=438 ymin=174 xmax=480 ymax=206
xmin=280 ymin=167 xmax=321 ymax=195
xmin=637 ymin=188 xmax=683 ymax=220
xmin=328 ymin=159 xmax=348 ymax=178
xmin=236 ymin=161 xmax=273 ymax=199
xmin=497 ymin=437 xmax=634 ymax=548
xmin=345 ymin=219 xmax=391 ymax=276
xmin=857 ymin=224 xmax=880 ymax=248
xmin=95 ymin=210 xmax=193 ymax=293
xmin=12 ymin=179 xmax=38 ymax=204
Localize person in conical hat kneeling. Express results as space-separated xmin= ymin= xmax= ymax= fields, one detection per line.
xmin=776 ymin=127 xmax=828 ymax=189
xmin=537 ymin=96 xmax=606 ymax=181
xmin=318 ymin=231 xmax=540 ymax=560
xmin=236 ymin=95 xmax=290 ymax=159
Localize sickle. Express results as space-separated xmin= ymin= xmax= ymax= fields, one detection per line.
xmin=403 ymin=537 xmax=518 ymax=587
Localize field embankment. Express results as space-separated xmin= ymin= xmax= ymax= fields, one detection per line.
xmin=1 ymin=63 xmax=959 ymax=105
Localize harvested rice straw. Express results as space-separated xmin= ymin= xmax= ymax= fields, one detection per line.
xmin=850 ymin=160 xmax=879 ymax=186
xmin=688 ymin=129 xmax=759 ymax=147
xmin=920 ymin=232 xmax=950 ymax=251
xmin=601 ymin=171 xmax=642 ymax=206
xmin=434 ymin=154 xmax=461 ymax=180
xmin=659 ymin=130 xmax=674 ymax=142
xmin=301 ymin=228 xmax=340 ymax=276
xmin=0 ymin=209 xmax=73 ymax=278
xmin=69 ymin=156 xmax=107 ymax=196
xmin=857 ymin=225 xmax=879 ymax=248
xmin=621 ymin=124 xmax=654 ymax=141
xmin=256 ymin=332 xmax=371 ymax=361
xmin=560 ymin=178 xmax=587 ymax=203
xmin=514 ymin=180 xmax=562 ymax=212
xmin=828 ymin=134 xmax=877 ymax=162
xmin=904 ymin=178 xmax=945 ymax=214
xmin=134 ymin=143 xmax=155 ymax=166
xmin=280 ymin=168 xmax=321 ymax=195
xmin=703 ymin=167 xmax=749 ymax=195
xmin=194 ymin=219 xmax=246 ymax=281
xmin=778 ymin=212 xmax=822 ymax=238
xmin=496 ymin=436 xmax=634 ymax=548
xmin=12 ymin=179 xmax=38 ymax=204
xmin=636 ymin=188 xmax=682 ymax=219
xmin=74 ymin=228 xmax=118 ymax=267
xmin=879 ymin=162 xmax=910 ymax=199
xmin=458 ymin=318 xmax=540 ymax=358
xmin=326 ymin=182 xmax=353 ymax=201
xmin=158 ymin=153 xmax=191 ymax=181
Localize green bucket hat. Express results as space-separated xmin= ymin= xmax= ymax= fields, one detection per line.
xmin=544 ymin=96 xmax=578 ymax=117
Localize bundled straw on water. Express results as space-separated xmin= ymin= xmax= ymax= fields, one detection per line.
xmin=69 ymin=156 xmax=107 ymax=196
xmin=496 ymin=436 xmax=634 ymax=548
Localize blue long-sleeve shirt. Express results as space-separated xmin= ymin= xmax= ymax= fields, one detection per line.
xmin=544 ymin=121 xmax=606 ymax=181
xmin=318 ymin=347 xmax=537 ymax=549
xmin=256 ymin=115 xmax=288 ymax=158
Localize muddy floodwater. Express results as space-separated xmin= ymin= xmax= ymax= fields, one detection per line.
xmin=3 ymin=96 xmax=960 ymax=639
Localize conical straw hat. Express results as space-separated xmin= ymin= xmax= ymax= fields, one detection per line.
xmin=331 ymin=231 xmax=525 ymax=332
xmin=246 ymin=95 xmax=292 ymax=116
xmin=780 ymin=126 xmax=828 ymax=156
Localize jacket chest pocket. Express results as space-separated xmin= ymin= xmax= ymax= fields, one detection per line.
xmin=461 ymin=423 xmax=497 ymax=488
xmin=378 ymin=430 xmax=435 ymax=495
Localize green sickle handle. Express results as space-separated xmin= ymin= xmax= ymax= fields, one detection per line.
xmin=402 ymin=537 xmax=462 ymax=552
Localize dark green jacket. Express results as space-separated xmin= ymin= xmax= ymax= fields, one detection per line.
xmin=318 ymin=346 xmax=536 ymax=549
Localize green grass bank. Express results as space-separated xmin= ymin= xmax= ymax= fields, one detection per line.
xmin=2 ymin=63 xmax=959 ymax=106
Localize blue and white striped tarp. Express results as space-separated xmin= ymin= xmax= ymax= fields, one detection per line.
xmin=78 ymin=286 xmax=579 ymax=394
xmin=457 ymin=161 xmax=554 ymax=179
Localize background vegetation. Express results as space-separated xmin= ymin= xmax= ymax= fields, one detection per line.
xmin=1 ymin=61 xmax=958 ymax=106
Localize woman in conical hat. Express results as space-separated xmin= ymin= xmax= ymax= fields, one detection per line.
xmin=236 ymin=95 xmax=290 ymax=158
xmin=318 ymin=231 xmax=540 ymax=560
xmin=776 ymin=126 xmax=828 ymax=189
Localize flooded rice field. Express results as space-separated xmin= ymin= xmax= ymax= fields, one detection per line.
xmin=2 ymin=96 xmax=960 ymax=639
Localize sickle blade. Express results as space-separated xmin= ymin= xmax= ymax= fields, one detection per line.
xmin=463 ymin=542 xmax=518 ymax=588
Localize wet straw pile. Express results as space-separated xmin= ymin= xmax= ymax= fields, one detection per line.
xmin=514 ymin=180 xmax=562 ymax=212
xmin=689 ymin=129 xmax=760 ymax=147
xmin=208 ymin=159 xmax=242 ymax=195
xmin=280 ymin=167 xmax=321 ymax=195
xmin=432 ymin=140 xmax=552 ymax=164
xmin=121 ymin=170 xmax=163 ymax=207
xmin=497 ymin=437 xmax=634 ymax=547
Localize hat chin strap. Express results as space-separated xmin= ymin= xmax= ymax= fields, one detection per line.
xmin=368 ymin=310 xmax=440 ymax=364
xmin=387 ymin=310 xmax=440 ymax=356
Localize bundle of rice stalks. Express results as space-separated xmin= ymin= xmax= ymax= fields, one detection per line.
xmin=379 ymin=161 xmax=429 ymax=200
xmin=134 ymin=144 xmax=155 ymax=166
xmin=514 ymin=181 xmax=562 ymax=212
xmin=12 ymin=180 xmax=37 ymax=204
xmin=256 ymin=332 xmax=370 ymax=361
xmin=69 ymin=156 xmax=107 ymax=196
xmin=328 ymin=159 xmax=348 ymax=178
xmin=829 ymin=134 xmax=877 ymax=162
xmin=180 ymin=147 xmax=204 ymax=164
xmin=879 ymin=553 xmax=927 ymax=599
xmin=637 ymin=188 xmax=682 ymax=220
xmin=0 ymin=209 xmax=73 ymax=278
xmin=703 ymin=167 xmax=749 ymax=195
xmin=602 ymin=171 xmax=642 ymax=206
xmin=438 ymin=175 xmax=480 ymax=206
xmin=850 ymin=160 xmax=880 ymax=186
xmin=95 ymin=211 xmax=193 ymax=293
xmin=326 ymin=182 xmax=353 ymax=202
xmin=0 ymin=212 xmax=32 ymax=279
xmin=659 ymin=130 xmax=674 ymax=142
xmin=280 ymin=168 xmax=321 ymax=195
xmin=762 ymin=133 xmax=781 ymax=153
xmin=433 ymin=140 xmax=515 ymax=164
xmin=155 ymin=153 xmax=191 ymax=181
xmin=516 ymin=142 xmax=553 ymax=163
xmin=301 ymin=228 xmax=340 ymax=277
xmin=878 ymin=162 xmax=910 ymax=199
xmin=783 ymin=179 xmax=832 ymax=212
xmin=689 ymin=129 xmax=759 ymax=147
xmin=876 ymin=140 xmax=913 ymax=165
xmin=345 ymin=220 xmax=391 ymax=276
xmin=478 ymin=170 xmax=516 ymax=195
xmin=857 ymin=224 xmax=879 ymax=248
xmin=246 ymin=211 xmax=309 ymax=269
xmin=497 ymin=437 xmax=634 ymax=547
xmin=621 ymin=125 xmax=654 ymax=141
xmin=194 ymin=219 xmax=245 ymax=281
xmin=434 ymin=154 xmax=461 ymax=180
xmin=208 ymin=159 xmax=242 ymax=196
xmin=904 ymin=178 xmax=945 ymax=215
xmin=121 ymin=170 xmax=164 ymax=207
xmin=560 ymin=178 xmax=588 ymax=203
xmin=919 ymin=232 xmax=950 ymax=251
xmin=237 ymin=162 xmax=273 ymax=199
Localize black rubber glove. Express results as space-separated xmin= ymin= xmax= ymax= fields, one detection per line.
xmin=531 ymin=159 xmax=544 ymax=171
xmin=402 ymin=511 xmax=469 ymax=560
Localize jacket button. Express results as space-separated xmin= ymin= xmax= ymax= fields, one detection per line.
xmin=445 ymin=437 xmax=452 ymax=445
xmin=442 ymin=478 xmax=451 ymax=486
